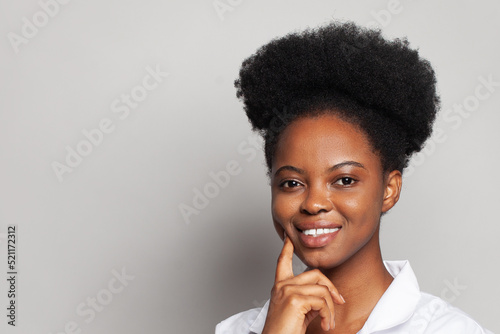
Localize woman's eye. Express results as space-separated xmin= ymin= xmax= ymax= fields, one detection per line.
xmin=280 ymin=180 xmax=301 ymax=188
xmin=335 ymin=177 xmax=356 ymax=186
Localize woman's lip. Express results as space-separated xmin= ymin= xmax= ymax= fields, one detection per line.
xmin=295 ymin=221 xmax=342 ymax=231
xmin=297 ymin=227 xmax=341 ymax=248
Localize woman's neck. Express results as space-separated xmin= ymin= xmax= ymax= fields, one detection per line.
xmin=312 ymin=229 xmax=393 ymax=332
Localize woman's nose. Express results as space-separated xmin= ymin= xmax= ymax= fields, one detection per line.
xmin=299 ymin=183 xmax=334 ymax=215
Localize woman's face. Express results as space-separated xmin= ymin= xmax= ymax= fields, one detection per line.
xmin=271 ymin=113 xmax=401 ymax=269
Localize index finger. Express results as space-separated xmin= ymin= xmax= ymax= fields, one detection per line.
xmin=275 ymin=235 xmax=295 ymax=283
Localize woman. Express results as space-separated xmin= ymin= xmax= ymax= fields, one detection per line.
xmin=216 ymin=21 xmax=492 ymax=334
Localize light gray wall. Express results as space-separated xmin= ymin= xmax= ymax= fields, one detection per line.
xmin=1 ymin=0 xmax=498 ymax=333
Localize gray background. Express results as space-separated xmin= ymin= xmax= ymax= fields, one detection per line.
xmin=1 ymin=0 xmax=499 ymax=333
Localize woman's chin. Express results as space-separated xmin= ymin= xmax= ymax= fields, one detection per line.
xmin=296 ymin=253 xmax=343 ymax=271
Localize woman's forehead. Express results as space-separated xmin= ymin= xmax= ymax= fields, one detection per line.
xmin=272 ymin=114 xmax=380 ymax=172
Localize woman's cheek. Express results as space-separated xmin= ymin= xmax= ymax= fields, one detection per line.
xmin=271 ymin=199 xmax=286 ymax=237
xmin=337 ymin=194 xmax=360 ymax=216
xmin=272 ymin=196 xmax=297 ymax=236
xmin=273 ymin=220 xmax=285 ymax=240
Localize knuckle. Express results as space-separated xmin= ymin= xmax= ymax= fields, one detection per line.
xmin=270 ymin=284 xmax=280 ymax=296
xmin=307 ymin=269 xmax=322 ymax=279
xmin=274 ymin=281 xmax=284 ymax=291
xmin=287 ymin=294 xmax=302 ymax=307
xmin=311 ymin=268 xmax=321 ymax=275
xmin=319 ymin=284 xmax=329 ymax=293
xmin=281 ymin=284 xmax=291 ymax=293
xmin=271 ymin=282 xmax=287 ymax=299
xmin=318 ymin=298 xmax=329 ymax=311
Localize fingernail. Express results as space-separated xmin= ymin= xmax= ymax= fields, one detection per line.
xmin=340 ymin=294 xmax=346 ymax=303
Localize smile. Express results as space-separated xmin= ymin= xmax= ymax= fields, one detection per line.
xmin=296 ymin=225 xmax=342 ymax=248
xmin=302 ymin=228 xmax=340 ymax=237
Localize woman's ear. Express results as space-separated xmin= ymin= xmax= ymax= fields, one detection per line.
xmin=381 ymin=170 xmax=402 ymax=213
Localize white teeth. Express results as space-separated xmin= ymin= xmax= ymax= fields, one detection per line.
xmin=302 ymin=228 xmax=339 ymax=236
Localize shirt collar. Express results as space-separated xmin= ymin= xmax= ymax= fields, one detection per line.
xmin=249 ymin=299 xmax=269 ymax=333
xmin=359 ymin=260 xmax=421 ymax=333
xmin=248 ymin=260 xmax=420 ymax=334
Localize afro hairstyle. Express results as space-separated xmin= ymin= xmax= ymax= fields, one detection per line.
xmin=234 ymin=21 xmax=440 ymax=178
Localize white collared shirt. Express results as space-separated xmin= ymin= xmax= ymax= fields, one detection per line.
xmin=215 ymin=261 xmax=493 ymax=333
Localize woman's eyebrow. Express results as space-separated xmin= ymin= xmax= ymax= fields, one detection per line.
xmin=327 ymin=161 xmax=366 ymax=172
xmin=274 ymin=165 xmax=305 ymax=177
xmin=274 ymin=161 xmax=366 ymax=177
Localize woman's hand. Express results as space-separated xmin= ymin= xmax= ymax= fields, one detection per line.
xmin=261 ymin=235 xmax=345 ymax=334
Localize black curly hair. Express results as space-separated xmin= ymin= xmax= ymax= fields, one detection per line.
xmin=235 ymin=21 xmax=440 ymax=179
